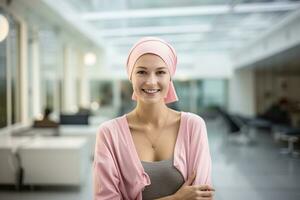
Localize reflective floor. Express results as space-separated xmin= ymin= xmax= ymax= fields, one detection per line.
xmin=1 ymin=118 xmax=300 ymax=200
xmin=210 ymin=119 xmax=300 ymax=200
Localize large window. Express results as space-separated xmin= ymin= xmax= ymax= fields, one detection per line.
xmin=9 ymin=17 xmax=21 ymax=124
xmin=0 ymin=12 xmax=21 ymax=128
xmin=113 ymin=79 xmax=227 ymax=115
xmin=0 ymin=27 xmax=7 ymax=128
xmin=39 ymin=30 xmax=61 ymax=113
xmin=90 ymin=80 xmax=113 ymax=107
xmin=173 ymin=80 xmax=191 ymax=112
xmin=173 ymin=79 xmax=227 ymax=114
xmin=202 ymin=79 xmax=227 ymax=108
xmin=119 ymin=80 xmax=135 ymax=115
xmin=27 ymin=28 xmax=34 ymax=120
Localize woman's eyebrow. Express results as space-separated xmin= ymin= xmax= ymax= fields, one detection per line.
xmin=136 ymin=66 xmax=147 ymax=69
xmin=136 ymin=66 xmax=167 ymax=69
xmin=157 ymin=67 xmax=167 ymax=70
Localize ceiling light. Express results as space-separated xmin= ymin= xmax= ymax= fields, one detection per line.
xmin=84 ymin=52 xmax=97 ymax=66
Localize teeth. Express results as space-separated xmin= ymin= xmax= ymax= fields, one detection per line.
xmin=143 ymin=89 xmax=159 ymax=94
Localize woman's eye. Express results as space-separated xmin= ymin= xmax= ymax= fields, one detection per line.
xmin=157 ymin=71 xmax=166 ymax=75
xmin=137 ymin=71 xmax=146 ymax=74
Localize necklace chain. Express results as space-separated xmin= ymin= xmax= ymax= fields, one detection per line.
xmin=135 ymin=109 xmax=170 ymax=149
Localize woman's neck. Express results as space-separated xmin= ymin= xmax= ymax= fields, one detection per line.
xmin=134 ymin=101 xmax=170 ymax=127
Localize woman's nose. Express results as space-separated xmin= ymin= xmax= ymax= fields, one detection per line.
xmin=145 ymin=74 xmax=157 ymax=84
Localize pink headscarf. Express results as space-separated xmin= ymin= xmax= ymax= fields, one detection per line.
xmin=126 ymin=37 xmax=179 ymax=104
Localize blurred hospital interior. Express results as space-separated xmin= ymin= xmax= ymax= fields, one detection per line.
xmin=0 ymin=0 xmax=300 ymax=199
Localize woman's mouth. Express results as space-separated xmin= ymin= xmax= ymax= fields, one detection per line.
xmin=142 ymin=89 xmax=161 ymax=94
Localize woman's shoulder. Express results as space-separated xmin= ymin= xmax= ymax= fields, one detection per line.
xmin=182 ymin=111 xmax=206 ymax=126
xmin=182 ymin=112 xmax=207 ymax=139
xmin=96 ymin=115 xmax=126 ymax=137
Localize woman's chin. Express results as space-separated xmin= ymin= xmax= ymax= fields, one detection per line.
xmin=135 ymin=90 xmax=167 ymax=104
xmin=139 ymin=96 xmax=164 ymax=104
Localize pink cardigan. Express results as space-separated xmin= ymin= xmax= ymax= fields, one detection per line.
xmin=93 ymin=112 xmax=212 ymax=200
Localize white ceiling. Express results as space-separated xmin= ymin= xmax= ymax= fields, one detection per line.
xmin=43 ymin=0 xmax=300 ymax=57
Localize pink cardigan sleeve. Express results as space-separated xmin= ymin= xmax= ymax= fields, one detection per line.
xmin=93 ymin=125 xmax=122 ymax=200
xmin=189 ymin=115 xmax=212 ymax=186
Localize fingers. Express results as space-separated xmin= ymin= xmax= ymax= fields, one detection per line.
xmin=183 ymin=171 xmax=196 ymax=186
xmin=197 ymin=198 xmax=213 ymax=200
xmin=197 ymin=184 xmax=215 ymax=191
xmin=198 ymin=191 xmax=214 ymax=197
xmin=193 ymin=185 xmax=215 ymax=199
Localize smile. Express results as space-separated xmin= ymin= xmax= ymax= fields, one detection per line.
xmin=142 ymin=89 xmax=160 ymax=94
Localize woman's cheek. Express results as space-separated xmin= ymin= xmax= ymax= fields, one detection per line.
xmin=133 ymin=84 xmax=142 ymax=95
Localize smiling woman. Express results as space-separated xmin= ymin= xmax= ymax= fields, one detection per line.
xmin=131 ymin=54 xmax=171 ymax=104
xmin=93 ymin=37 xmax=214 ymax=200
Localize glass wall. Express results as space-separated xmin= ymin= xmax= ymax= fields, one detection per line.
xmin=173 ymin=79 xmax=227 ymax=114
xmin=115 ymin=79 xmax=227 ymax=116
xmin=119 ymin=80 xmax=135 ymax=115
xmin=0 ymin=21 xmax=7 ymax=128
xmin=9 ymin=17 xmax=21 ymax=124
xmin=0 ymin=12 xmax=21 ymax=128
xmin=27 ymin=28 xmax=34 ymax=120
xmin=173 ymin=80 xmax=191 ymax=112
xmin=90 ymin=80 xmax=113 ymax=108
xmin=202 ymin=79 xmax=227 ymax=108
xmin=39 ymin=29 xmax=62 ymax=114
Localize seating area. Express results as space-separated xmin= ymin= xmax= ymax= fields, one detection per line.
xmin=216 ymin=107 xmax=300 ymax=158
xmin=59 ymin=114 xmax=90 ymax=125
xmin=0 ymin=136 xmax=90 ymax=189
xmin=0 ymin=114 xmax=110 ymax=190
xmin=272 ymin=125 xmax=300 ymax=156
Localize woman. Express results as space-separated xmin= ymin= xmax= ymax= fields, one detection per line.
xmin=93 ymin=37 xmax=214 ymax=200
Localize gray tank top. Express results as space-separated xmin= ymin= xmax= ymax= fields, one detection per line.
xmin=141 ymin=159 xmax=184 ymax=200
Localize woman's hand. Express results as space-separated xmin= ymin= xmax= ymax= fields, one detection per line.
xmin=172 ymin=172 xmax=215 ymax=200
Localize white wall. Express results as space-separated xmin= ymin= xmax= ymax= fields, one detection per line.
xmin=255 ymin=71 xmax=300 ymax=114
xmin=228 ymin=68 xmax=256 ymax=117
xmin=62 ymin=46 xmax=78 ymax=113
xmin=229 ymin=10 xmax=300 ymax=117
xmin=232 ymin=9 xmax=300 ymax=69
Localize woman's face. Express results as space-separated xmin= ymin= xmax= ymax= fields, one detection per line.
xmin=131 ymin=54 xmax=171 ymax=104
